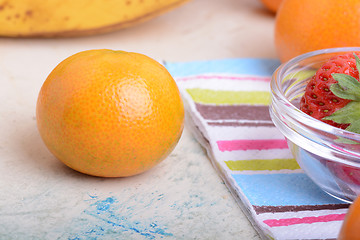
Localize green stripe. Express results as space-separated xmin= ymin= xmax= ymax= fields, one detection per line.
xmin=284 ymin=69 xmax=316 ymax=100
xmin=225 ymin=158 xmax=300 ymax=171
xmin=283 ymin=69 xmax=316 ymax=83
xmin=186 ymin=88 xmax=270 ymax=105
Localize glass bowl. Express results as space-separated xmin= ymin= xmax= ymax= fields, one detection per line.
xmin=270 ymin=47 xmax=360 ymax=203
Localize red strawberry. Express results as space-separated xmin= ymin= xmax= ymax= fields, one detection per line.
xmin=326 ymin=160 xmax=360 ymax=199
xmin=342 ymin=165 xmax=360 ymax=185
xmin=301 ymin=53 xmax=360 ymax=195
xmin=300 ymin=52 xmax=360 ymax=130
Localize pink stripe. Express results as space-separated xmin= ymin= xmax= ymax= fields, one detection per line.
xmin=217 ymin=139 xmax=288 ymax=152
xmin=263 ymin=213 xmax=346 ymax=227
xmin=177 ymin=75 xmax=271 ymax=82
xmin=331 ymin=144 xmax=360 ymax=158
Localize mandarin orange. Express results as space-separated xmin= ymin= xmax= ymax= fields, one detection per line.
xmin=259 ymin=0 xmax=282 ymax=13
xmin=36 ymin=49 xmax=184 ymax=177
xmin=275 ymin=0 xmax=360 ymax=62
xmin=338 ymin=196 xmax=360 ymax=240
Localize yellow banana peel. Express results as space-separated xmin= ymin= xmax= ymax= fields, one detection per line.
xmin=0 ymin=0 xmax=190 ymax=37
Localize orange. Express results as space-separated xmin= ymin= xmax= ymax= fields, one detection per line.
xmin=338 ymin=196 xmax=360 ymax=240
xmin=275 ymin=0 xmax=360 ymax=63
xmin=259 ymin=0 xmax=282 ymax=13
xmin=36 ymin=49 xmax=185 ymax=177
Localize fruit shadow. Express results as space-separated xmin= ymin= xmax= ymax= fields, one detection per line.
xmin=228 ymin=0 xmax=275 ymax=17
xmin=17 ymin=116 xmax=154 ymax=184
xmin=17 ymin=117 xmax=85 ymax=179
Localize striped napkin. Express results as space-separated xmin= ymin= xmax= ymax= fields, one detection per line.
xmin=164 ymin=59 xmax=350 ymax=240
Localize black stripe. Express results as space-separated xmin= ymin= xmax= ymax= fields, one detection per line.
xmin=253 ymin=203 xmax=350 ymax=214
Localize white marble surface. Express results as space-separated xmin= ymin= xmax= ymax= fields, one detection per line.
xmin=0 ymin=0 xmax=277 ymax=239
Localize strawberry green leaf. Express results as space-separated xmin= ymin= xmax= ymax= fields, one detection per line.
xmin=334 ymin=136 xmax=358 ymax=145
xmin=354 ymin=53 xmax=360 ymax=72
xmin=323 ymin=101 xmax=360 ymax=125
xmin=331 ymin=73 xmax=360 ymax=101
xmin=345 ymin=119 xmax=360 ymax=134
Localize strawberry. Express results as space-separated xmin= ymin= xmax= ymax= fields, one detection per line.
xmin=300 ymin=52 xmax=360 ymax=130
xmin=342 ymin=165 xmax=360 ymax=186
xmin=300 ymin=53 xmax=360 ymax=195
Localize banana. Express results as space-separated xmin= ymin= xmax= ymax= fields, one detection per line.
xmin=0 ymin=0 xmax=190 ymax=37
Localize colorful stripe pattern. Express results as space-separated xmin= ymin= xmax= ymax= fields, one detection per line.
xmin=165 ymin=58 xmax=350 ymax=240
